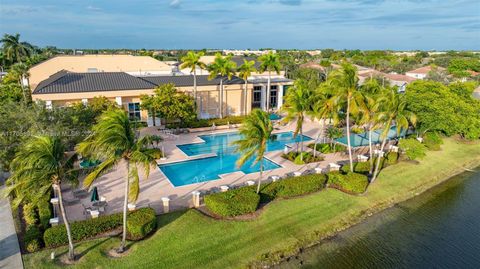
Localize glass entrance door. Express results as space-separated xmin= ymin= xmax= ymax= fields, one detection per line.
xmin=270 ymin=86 xmax=278 ymax=109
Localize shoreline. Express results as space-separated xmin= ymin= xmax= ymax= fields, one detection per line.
xmin=258 ymin=158 xmax=480 ymax=268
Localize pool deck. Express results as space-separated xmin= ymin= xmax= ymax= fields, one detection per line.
xmin=62 ymin=119 xmax=361 ymax=221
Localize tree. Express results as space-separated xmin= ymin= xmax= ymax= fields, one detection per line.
xmin=77 ymin=109 xmax=162 ymax=253
xmin=5 ymin=136 xmax=77 ymax=260
xmin=371 ymin=89 xmax=416 ymax=183
xmin=258 ymin=52 xmax=282 ymax=111
xmin=4 ymin=62 xmax=31 ymax=104
xmin=282 ymin=79 xmax=314 ymax=161
xmin=324 ymin=62 xmax=364 ymax=172
xmin=180 ymin=51 xmax=206 ymax=110
xmin=237 ymin=59 xmax=256 ymax=115
xmin=359 ymin=93 xmax=383 ymax=174
xmin=233 ymin=109 xmax=273 ymax=193
xmin=319 ymin=60 xmax=332 ymax=80
xmin=207 ymin=53 xmax=237 ymax=118
xmin=140 ymin=94 xmax=159 ymax=126
xmin=0 ymin=33 xmax=32 ymax=64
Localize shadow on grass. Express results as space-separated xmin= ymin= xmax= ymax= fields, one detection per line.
xmin=156 ymin=210 xmax=187 ymax=229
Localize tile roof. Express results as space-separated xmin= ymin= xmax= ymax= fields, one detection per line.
xmin=406 ymin=66 xmax=445 ymax=74
xmin=140 ymin=75 xmax=245 ymax=87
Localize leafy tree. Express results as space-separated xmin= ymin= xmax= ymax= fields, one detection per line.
xmin=208 ymin=53 xmax=237 ymax=118
xmin=233 ymin=109 xmax=273 ymax=193
xmin=398 ymin=138 xmax=426 ymax=160
xmin=237 ymin=59 xmax=256 ymax=115
xmin=6 ymin=136 xmax=78 ymax=260
xmin=425 ymin=66 xmax=451 ymax=84
xmin=0 ymin=33 xmax=33 ymax=64
xmin=77 ymin=109 xmax=161 ymax=253
xmin=140 ymin=94 xmax=160 ymax=126
xmin=180 ymin=51 xmax=207 ymax=105
xmin=259 ymin=52 xmax=282 ymax=110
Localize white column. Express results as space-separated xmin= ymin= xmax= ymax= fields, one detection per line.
xmin=115 ymin=96 xmax=122 ymax=106
xmin=260 ymin=85 xmax=266 ymax=111
xmin=81 ymin=98 xmax=88 ymax=106
xmin=277 ymin=85 xmax=284 ymax=110
xmin=45 ymin=100 xmax=53 ymax=110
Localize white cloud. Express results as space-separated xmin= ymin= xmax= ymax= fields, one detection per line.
xmin=86 ymin=5 xmax=102 ymax=11
xmin=169 ymin=0 xmax=181 ymax=8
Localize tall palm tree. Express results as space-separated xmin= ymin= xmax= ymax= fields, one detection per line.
xmin=238 ymin=59 xmax=256 ymax=115
xmin=358 ymin=93 xmax=383 ymax=174
xmin=77 ymin=109 xmax=161 ymax=252
xmin=282 ymin=79 xmax=314 ymax=162
xmin=325 ymin=62 xmax=364 ymax=172
xmin=233 ymin=109 xmax=273 ymax=193
xmin=310 ymin=84 xmax=338 ymax=158
xmin=207 ymin=53 xmax=237 ymax=118
xmin=371 ymin=89 xmax=416 ymax=183
xmin=258 ymin=52 xmax=282 ymax=111
xmin=5 ymin=136 xmax=77 ymax=260
xmin=180 ymin=51 xmax=206 ymax=109
xmin=1 ymin=33 xmax=32 ymax=63
xmin=9 ymin=62 xmax=31 ymax=104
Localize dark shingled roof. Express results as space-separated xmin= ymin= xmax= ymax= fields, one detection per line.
xmin=140 ymin=75 xmax=244 ymax=87
xmin=33 ymin=72 xmax=156 ymax=94
xmin=33 ymin=72 xmax=245 ymax=94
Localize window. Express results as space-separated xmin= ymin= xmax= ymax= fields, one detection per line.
xmin=283 ymin=85 xmax=290 ymax=96
xmin=252 ymin=86 xmax=262 ymax=108
xmin=128 ymin=102 xmax=141 ymax=121
xmin=270 ymin=88 xmax=277 ymax=108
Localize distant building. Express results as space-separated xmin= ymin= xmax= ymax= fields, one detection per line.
xmin=222 ymin=49 xmax=276 ymax=56
xmin=358 ymin=70 xmax=417 ymax=92
xmin=405 ymin=66 xmax=445 ymax=80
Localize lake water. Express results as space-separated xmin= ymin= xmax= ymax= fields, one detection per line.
xmin=278 ymin=168 xmax=480 ymax=269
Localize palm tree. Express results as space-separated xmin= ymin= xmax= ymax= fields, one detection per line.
xmin=258 ymin=52 xmax=282 ymax=111
xmin=325 ymin=62 xmax=364 ymax=172
xmin=9 ymin=62 xmax=31 ymax=104
xmin=237 ymin=59 xmax=256 ymax=115
xmin=5 ymin=136 xmax=77 ymax=260
xmin=233 ymin=109 xmax=273 ymax=193
xmin=207 ymin=53 xmax=237 ymax=118
xmin=180 ymin=51 xmax=206 ymax=110
xmin=77 ymin=109 xmax=161 ymax=252
xmin=282 ymin=79 xmax=314 ymax=162
xmin=371 ymin=89 xmax=416 ymax=183
xmin=359 ymin=94 xmax=383 ymax=174
xmin=1 ymin=33 xmax=32 ymax=63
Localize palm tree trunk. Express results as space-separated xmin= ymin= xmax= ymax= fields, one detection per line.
xmin=257 ymin=158 xmax=264 ymax=194
xmin=119 ymin=160 xmax=130 ymax=252
xmin=193 ymin=69 xmax=198 ymax=115
xmin=313 ymin=130 xmax=321 ymax=159
xmin=57 ymin=183 xmax=75 ymax=260
xmin=266 ymin=71 xmax=271 ymax=111
xmin=219 ymin=79 xmax=223 ymax=118
xmin=371 ymin=138 xmax=387 ymax=183
xmin=244 ymin=81 xmax=248 ymax=116
xmin=300 ymin=125 xmax=304 ymax=162
xmin=346 ymin=98 xmax=354 ymax=172
xmin=368 ymin=127 xmax=373 ymax=174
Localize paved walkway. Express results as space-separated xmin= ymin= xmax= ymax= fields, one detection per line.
xmin=0 ymin=185 xmax=23 ymax=269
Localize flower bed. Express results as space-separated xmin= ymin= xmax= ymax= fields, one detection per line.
xmin=282 ymin=151 xmax=324 ymax=165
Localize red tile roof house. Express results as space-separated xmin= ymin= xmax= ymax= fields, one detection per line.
xmin=405 ymin=66 xmax=446 ymax=80
xmin=358 ymin=70 xmax=417 ymax=92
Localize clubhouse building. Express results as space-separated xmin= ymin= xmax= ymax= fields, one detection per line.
xmin=28 ymin=55 xmax=293 ymax=125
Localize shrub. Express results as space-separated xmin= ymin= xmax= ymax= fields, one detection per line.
xmin=282 ymin=151 xmax=324 ymax=164
xmin=204 ymin=187 xmax=260 ymax=217
xmin=341 ymin=162 xmax=371 ymax=174
xmin=24 ymin=226 xmax=43 ymax=253
xmin=423 ymin=132 xmax=443 ymax=151
xmin=398 ymin=138 xmax=427 ymax=160
xmin=327 ymin=172 xmax=369 ymax=194
xmin=308 ymin=143 xmax=346 ymax=154
xmin=187 ymin=115 xmax=247 ymax=128
xmin=37 ymin=200 xmax=52 ymax=230
xmin=127 ymin=208 xmax=157 ymax=240
xmin=385 ymin=151 xmax=399 ymax=166
xmin=260 ymin=174 xmax=326 ymax=202
xmin=351 ymin=126 xmax=364 ymax=134
xmin=43 ymin=208 xmax=155 ymax=247
xmin=23 ymin=203 xmax=38 ymax=227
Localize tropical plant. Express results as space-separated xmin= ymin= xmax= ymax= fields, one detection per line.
xmin=180 ymin=51 xmax=206 ymax=108
xmin=282 ymin=79 xmax=314 ymax=161
xmin=324 ymin=62 xmax=365 ymax=172
xmin=371 ymin=89 xmax=416 ymax=182
xmin=140 ymin=94 xmax=160 ymax=126
xmin=258 ymin=52 xmax=282 ymax=110
xmin=208 ymin=53 xmax=237 ymax=118
xmin=233 ymin=109 xmax=273 ymax=193
xmin=5 ymin=136 xmax=77 ymax=260
xmin=77 ymin=109 xmax=162 ymax=252
xmin=398 ymin=138 xmax=426 ymax=160
xmin=237 ymin=59 xmax=256 ymax=115
xmin=8 ymin=62 xmax=31 ymax=103
xmin=0 ymin=33 xmax=32 ymax=64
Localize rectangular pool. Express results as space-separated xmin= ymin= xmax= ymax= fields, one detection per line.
xmin=159 ymin=131 xmax=312 ymax=187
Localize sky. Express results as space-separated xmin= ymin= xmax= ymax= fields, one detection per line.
xmin=0 ymin=0 xmax=479 ymax=50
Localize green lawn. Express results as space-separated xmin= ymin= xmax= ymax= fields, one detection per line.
xmin=23 ymin=138 xmax=480 ymax=269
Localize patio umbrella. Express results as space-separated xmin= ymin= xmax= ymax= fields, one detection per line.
xmin=90 ymin=186 xmax=99 ymax=202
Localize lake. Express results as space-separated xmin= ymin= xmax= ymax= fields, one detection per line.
xmin=278 ymin=168 xmax=480 ymax=269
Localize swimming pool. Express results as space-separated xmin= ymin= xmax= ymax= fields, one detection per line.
xmin=159 ymin=131 xmax=312 ymax=187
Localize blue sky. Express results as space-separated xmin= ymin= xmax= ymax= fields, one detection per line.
xmin=0 ymin=0 xmax=479 ymax=50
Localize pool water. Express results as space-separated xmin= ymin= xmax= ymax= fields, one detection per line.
xmin=159 ymin=131 xmax=312 ymax=187
xmin=269 ymin=113 xmax=282 ymax=121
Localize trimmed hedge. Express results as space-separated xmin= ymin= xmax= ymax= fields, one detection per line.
xmin=260 ymin=174 xmax=326 ymax=202
xmin=385 ymin=152 xmax=399 ymax=166
xmin=423 ymin=132 xmax=443 ymax=151
xmin=168 ymin=115 xmax=247 ymax=129
xmin=204 ymin=187 xmax=260 ymax=217
xmin=341 ymin=162 xmax=371 ymax=174
xmin=127 ymin=208 xmax=157 ymax=240
xmin=282 ymin=151 xmax=324 ymax=165
xmin=37 ymin=200 xmax=52 ymax=230
xmin=23 ymin=203 xmax=38 ymax=227
xmin=43 ymin=208 xmax=156 ymax=248
xmin=327 ymin=172 xmax=369 ymax=194
xmin=308 ymin=143 xmax=346 ymax=154
xmin=24 ymin=226 xmax=43 ymax=253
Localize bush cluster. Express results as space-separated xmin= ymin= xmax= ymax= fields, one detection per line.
xmin=127 ymin=208 xmax=157 ymax=240
xmin=24 ymin=226 xmax=43 ymax=253
xmin=399 ymin=138 xmax=427 ymax=160
xmin=168 ymin=115 xmax=247 ymax=129
xmin=43 ymin=208 xmax=155 ymax=248
xmin=23 ymin=203 xmax=38 ymax=226
xmin=282 ymin=151 xmax=324 ymax=164
xmin=327 ymin=172 xmax=369 ymax=194
xmin=423 ymin=132 xmax=443 ymax=151
xmin=384 ymin=151 xmax=399 ymax=166
xmin=308 ymin=143 xmax=346 ymax=154
xmin=341 ymin=161 xmax=371 ymax=174
xmin=260 ymin=174 xmax=326 ymax=202
xmin=204 ymin=187 xmax=260 ymax=217
xmin=37 ymin=200 xmax=52 ymax=230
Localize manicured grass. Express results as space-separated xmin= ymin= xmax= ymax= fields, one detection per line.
xmin=23 ymin=138 xmax=480 ymax=269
